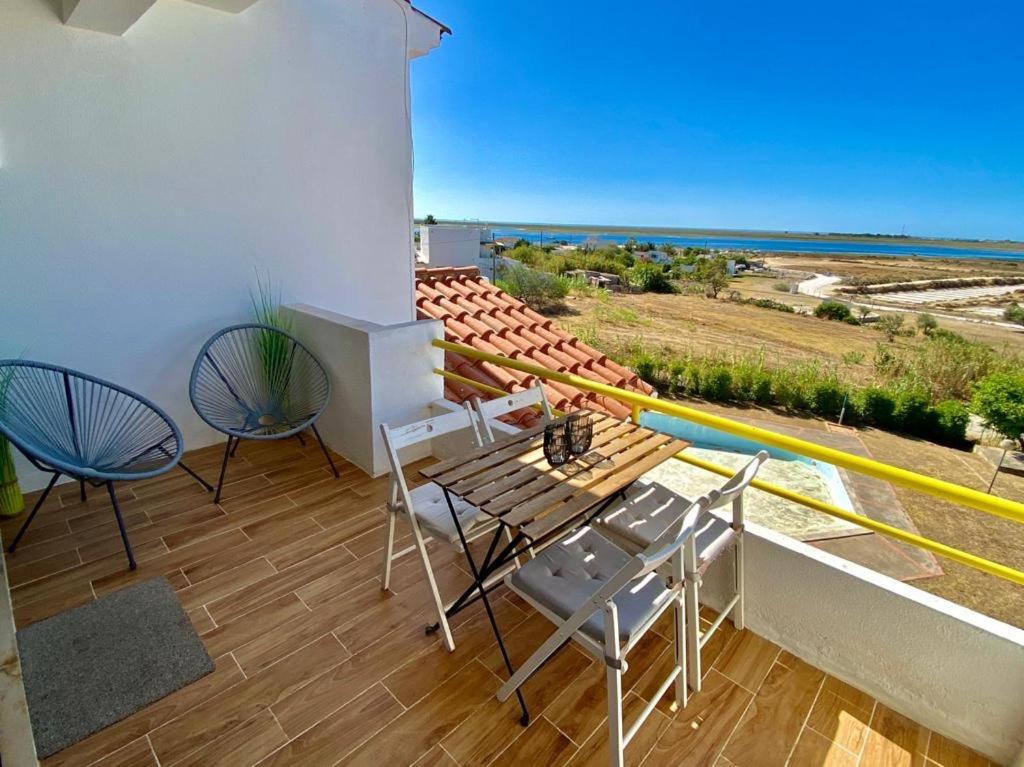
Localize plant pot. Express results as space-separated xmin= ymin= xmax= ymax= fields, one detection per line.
xmin=0 ymin=439 xmax=24 ymax=518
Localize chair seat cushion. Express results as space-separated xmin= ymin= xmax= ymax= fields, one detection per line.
xmin=596 ymin=480 xmax=737 ymax=574
xmin=509 ymin=527 xmax=671 ymax=644
xmin=408 ymin=483 xmax=491 ymax=543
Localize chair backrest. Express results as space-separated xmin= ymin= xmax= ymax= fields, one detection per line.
xmin=589 ymin=493 xmax=714 ymax=604
xmin=471 ymin=380 xmax=553 ymax=443
xmin=707 ymin=450 xmax=768 ymax=513
xmin=0 ymin=359 xmax=181 ymax=480
xmin=379 ymin=404 xmax=482 ymax=510
xmin=190 ymin=323 xmax=331 ymax=439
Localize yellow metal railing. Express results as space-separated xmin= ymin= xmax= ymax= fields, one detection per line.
xmin=433 ymin=339 xmax=1024 ymax=586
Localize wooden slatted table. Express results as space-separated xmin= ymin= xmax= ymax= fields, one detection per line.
xmin=422 ymin=411 xmax=689 ymax=545
xmin=420 ymin=411 xmax=689 ymax=726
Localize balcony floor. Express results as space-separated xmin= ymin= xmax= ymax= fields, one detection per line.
xmin=1 ymin=438 xmax=992 ymax=767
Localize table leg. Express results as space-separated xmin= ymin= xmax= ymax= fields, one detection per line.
xmin=442 ymin=488 xmax=531 ymax=726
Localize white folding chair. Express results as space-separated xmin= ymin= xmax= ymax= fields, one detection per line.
xmin=379 ymin=404 xmax=495 ymax=652
xmin=469 ymin=379 xmax=554 ymax=444
xmin=497 ymin=493 xmax=717 ymax=767
xmin=593 ymin=451 xmax=768 ymax=692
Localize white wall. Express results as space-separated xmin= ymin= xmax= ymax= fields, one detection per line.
xmin=286 ymin=305 xmax=444 ymax=477
xmin=0 ymin=0 xmax=440 ymax=489
xmin=421 ymin=225 xmax=486 ymax=269
xmin=698 ymin=521 xmax=1024 ymax=764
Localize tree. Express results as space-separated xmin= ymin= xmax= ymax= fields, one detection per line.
xmin=814 ymin=301 xmax=853 ymax=322
xmin=972 ymin=372 xmax=1024 ymax=447
xmin=423 ymin=214 xmax=437 ymax=225
xmin=916 ymin=312 xmax=938 ymax=335
xmin=877 ymin=314 xmax=905 ymax=342
xmin=688 ymin=257 xmax=729 ymax=298
xmin=495 ymin=266 xmax=568 ymax=310
xmin=628 ymin=262 xmax=674 ymax=293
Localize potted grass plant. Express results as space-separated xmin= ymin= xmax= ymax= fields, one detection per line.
xmin=251 ymin=273 xmax=294 ymax=408
xmin=0 ymin=366 xmax=24 ymax=518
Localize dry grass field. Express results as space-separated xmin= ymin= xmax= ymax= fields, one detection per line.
xmin=550 ymin=285 xmax=1024 ymax=625
xmin=764 ymin=254 xmax=1024 ymax=284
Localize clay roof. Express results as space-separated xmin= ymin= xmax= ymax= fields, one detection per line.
xmin=416 ymin=266 xmax=655 ymax=428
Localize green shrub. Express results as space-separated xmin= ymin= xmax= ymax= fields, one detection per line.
xmin=628 ymin=262 xmax=675 ymax=293
xmin=772 ymin=371 xmax=809 ymax=411
xmin=698 ymin=367 xmax=733 ymax=401
xmin=876 ymin=314 xmax=907 ymax=341
xmin=929 ymin=400 xmax=970 ymax=446
xmin=971 ymin=372 xmax=1024 ymax=445
xmin=495 ymin=266 xmax=568 ymax=309
xmin=916 ymin=313 xmax=939 ymax=335
xmin=852 ymin=387 xmax=896 ymax=428
xmin=1004 ymin=302 xmax=1024 ymax=326
xmin=809 ymin=380 xmax=846 ymax=418
xmin=814 ymin=301 xmax=853 ymax=321
xmin=732 ymin=296 xmax=795 ymax=313
xmin=893 ymin=389 xmax=936 ymax=435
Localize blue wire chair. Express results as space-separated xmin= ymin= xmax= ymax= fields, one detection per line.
xmin=189 ymin=324 xmax=339 ymax=502
xmin=0 ymin=361 xmax=212 ymax=570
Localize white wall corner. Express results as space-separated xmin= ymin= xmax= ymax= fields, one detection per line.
xmin=63 ymin=0 xmax=159 ymax=35
xmin=366 ymin=318 xmax=445 ymax=475
xmin=284 ymin=304 xmax=443 ymax=478
xmin=181 ymin=0 xmax=262 ymax=13
xmin=407 ymin=8 xmax=445 ymax=59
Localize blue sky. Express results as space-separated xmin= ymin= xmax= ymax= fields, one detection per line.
xmin=410 ymin=1 xmax=1024 ymax=240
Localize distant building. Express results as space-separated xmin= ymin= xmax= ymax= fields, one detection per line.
xmin=419 ymin=225 xmax=501 ymax=276
xmin=635 ymin=250 xmax=673 ymax=265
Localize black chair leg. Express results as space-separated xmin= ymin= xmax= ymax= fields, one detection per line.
xmin=230 ymin=439 xmax=241 ymax=458
xmin=106 ymin=482 xmax=136 ymax=571
xmin=311 ymin=424 xmax=340 ymax=478
xmin=80 ymin=481 xmax=87 ymax=503
xmin=7 ymin=473 xmax=61 ymax=554
xmin=214 ymin=437 xmax=235 ymax=504
xmin=295 ymin=432 xmax=306 ymax=447
xmin=177 ymin=460 xmax=214 ymax=492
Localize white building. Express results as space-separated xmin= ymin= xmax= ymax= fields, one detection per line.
xmin=419 ymin=225 xmax=501 ymax=278
xmin=1 ymin=0 xmax=448 ymax=486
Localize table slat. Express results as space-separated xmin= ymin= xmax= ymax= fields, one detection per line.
xmin=450 ymin=416 xmax=624 ymax=496
xmin=521 ymin=438 xmax=690 ymax=542
xmin=423 ymin=412 xmax=617 ymax=487
xmin=462 ymin=421 xmax=638 ymax=507
xmin=479 ymin=427 xmax=657 ymax=516
xmin=498 ymin=432 xmax=675 ymax=527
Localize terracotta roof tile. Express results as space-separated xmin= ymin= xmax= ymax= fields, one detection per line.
xmin=416 ymin=266 xmax=655 ymax=427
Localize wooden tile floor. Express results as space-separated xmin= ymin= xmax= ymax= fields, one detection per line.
xmin=1 ymin=437 xmax=993 ymax=767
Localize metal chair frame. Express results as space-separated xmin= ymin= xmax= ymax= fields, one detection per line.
xmin=596 ymin=451 xmax=768 ymax=692
xmin=0 ymin=360 xmax=211 ymax=570
xmin=189 ymin=323 xmax=339 ymax=502
xmin=499 ymin=494 xmax=714 ymax=767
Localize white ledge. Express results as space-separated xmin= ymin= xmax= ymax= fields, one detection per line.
xmin=63 ymin=0 xmax=158 ymax=35
xmin=63 ymin=0 xmax=260 ymax=35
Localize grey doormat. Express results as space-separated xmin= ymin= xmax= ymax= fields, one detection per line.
xmin=16 ymin=577 xmax=214 ymax=758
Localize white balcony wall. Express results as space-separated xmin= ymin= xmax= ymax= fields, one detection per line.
xmin=285 ymin=305 xmax=444 ymax=477
xmin=698 ymin=521 xmax=1024 ymax=764
xmin=0 ymin=0 xmax=439 ymax=490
